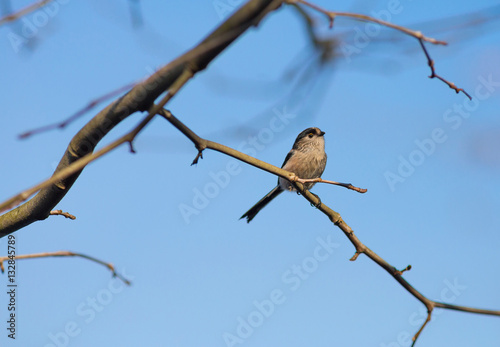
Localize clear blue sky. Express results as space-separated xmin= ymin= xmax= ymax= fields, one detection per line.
xmin=1 ymin=1 xmax=500 ymax=346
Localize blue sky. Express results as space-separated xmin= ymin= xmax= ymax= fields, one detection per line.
xmin=1 ymin=1 xmax=500 ymax=346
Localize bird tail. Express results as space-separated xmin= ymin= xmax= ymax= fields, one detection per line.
xmin=240 ymin=186 xmax=283 ymax=223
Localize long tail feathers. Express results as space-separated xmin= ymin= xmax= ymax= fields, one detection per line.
xmin=240 ymin=186 xmax=283 ymax=223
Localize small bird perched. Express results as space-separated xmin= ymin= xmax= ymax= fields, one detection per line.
xmin=240 ymin=127 xmax=327 ymax=223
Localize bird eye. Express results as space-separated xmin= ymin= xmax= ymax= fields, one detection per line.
xmin=308 ymin=133 xmax=314 ymax=138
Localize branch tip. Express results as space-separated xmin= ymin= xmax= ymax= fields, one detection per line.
xmin=191 ymin=151 xmax=204 ymax=165
xmin=294 ymin=0 xmax=470 ymax=98
xmin=0 ymin=251 xmax=132 ymax=285
xmin=396 ymin=264 xmax=412 ymax=275
xmin=418 ymin=38 xmax=471 ymax=99
xmin=292 ymin=177 xmax=367 ymax=193
xmin=128 ymin=141 xmax=136 ymax=154
xmin=49 ymin=210 xmax=76 ymax=220
xmin=328 ymin=14 xmax=334 ymax=28
xmin=411 ymin=309 xmax=432 ymax=346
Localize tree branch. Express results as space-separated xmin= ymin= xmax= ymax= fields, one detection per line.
xmin=1 ymin=1 xmax=486 ymax=342
xmin=0 ymin=67 xmax=193 ymax=223
xmin=417 ymin=38 xmax=472 ymax=99
xmin=291 ymin=0 xmax=445 ymax=43
xmin=412 ymin=309 xmax=432 ymax=346
xmin=158 ymin=107 xmax=500 ymax=346
xmin=18 ymin=81 xmax=139 ymax=139
xmin=2 ymin=0 xmax=473 ymax=237
xmin=0 ymin=0 xmax=285 ymax=237
xmin=289 ymin=0 xmax=472 ymax=99
xmin=291 ymin=177 xmax=367 ymax=193
xmin=0 ymin=0 xmax=53 ymax=26
xmin=0 ymin=251 xmax=131 ymax=285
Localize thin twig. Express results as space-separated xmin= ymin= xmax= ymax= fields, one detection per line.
xmin=19 ymin=82 xmax=139 ymax=139
xmin=433 ymin=301 xmax=500 ymax=316
xmin=0 ymin=251 xmax=131 ymax=285
xmin=412 ymin=309 xmax=433 ymax=346
xmin=0 ymin=0 xmax=53 ymax=26
xmin=49 ymin=210 xmax=76 ymax=220
xmin=293 ymin=0 xmax=445 ymax=43
xmin=395 ymin=264 xmax=412 ymax=276
xmin=291 ymin=177 xmax=367 ymax=193
xmin=289 ymin=0 xmax=471 ymax=99
xmin=417 ymin=38 xmax=472 ymax=99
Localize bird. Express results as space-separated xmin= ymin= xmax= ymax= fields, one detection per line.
xmin=240 ymin=127 xmax=327 ymax=223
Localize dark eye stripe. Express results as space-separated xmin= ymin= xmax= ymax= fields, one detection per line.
xmin=293 ymin=127 xmax=324 ymax=149
xmin=296 ymin=128 xmax=317 ymax=141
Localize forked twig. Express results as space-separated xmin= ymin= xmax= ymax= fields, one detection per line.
xmin=289 ymin=0 xmax=471 ymax=99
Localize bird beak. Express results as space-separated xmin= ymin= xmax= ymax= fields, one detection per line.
xmin=319 ymin=131 xmax=325 ymax=136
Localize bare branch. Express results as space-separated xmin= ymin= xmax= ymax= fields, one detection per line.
xmin=158 ymin=107 xmax=500 ymax=345
xmin=0 ymin=251 xmax=131 ymax=285
xmin=433 ymin=301 xmax=500 ymax=316
xmin=291 ymin=177 xmax=367 ymax=193
xmin=18 ymin=81 xmax=139 ymax=139
xmin=0 ymin=0 xmax=285 ymax=237
xmin=412 ymin=308 xmax=433 ymax=346
xmin=291 ymin=0 xmax=445 ymax=43
xmin=289 ymin=0 xmax=471 ymax=98
xmin=417 ymin=38 xmax=472 ymax=99
xmin=0 ymin=68 xmax=193 ymax=216
xmin=1 ymin=2 xmax=490 ymax=343
xmin=0 ymin=0 xmax=53 ymax=26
